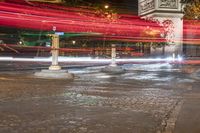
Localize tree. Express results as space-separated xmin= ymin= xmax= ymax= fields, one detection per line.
xmin=182 ymin=0 xmax=200 ymax=19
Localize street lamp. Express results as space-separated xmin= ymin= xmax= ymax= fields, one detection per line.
xmin=72 ymin=40 xmax=76 ymax=45
xmin=104 ymin=4 xmax=109 ymax=9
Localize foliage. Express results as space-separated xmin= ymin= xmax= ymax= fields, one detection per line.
xmin=63 ymin=0 xmax=85 ymax=6
xmin=181 ymin=0 xmax=193 ymax=3
xmin=62 ymin=0 xmax=117 ymax=21
xmin=63 ymin=0 xmax=109 ymax=9
xmin=182 ymin=0 xmax=200 ymax=20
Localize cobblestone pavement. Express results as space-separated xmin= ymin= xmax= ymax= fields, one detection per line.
xmin=0 ymin=62 xmax=200 ymax=133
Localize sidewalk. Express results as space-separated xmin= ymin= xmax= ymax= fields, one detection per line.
xmin=0 ymin=61 xmax=108 ymax=71
xmin=174 ymin=90 xmax=200 ymax=133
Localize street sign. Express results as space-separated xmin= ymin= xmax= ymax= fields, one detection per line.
xmin=55 ymin=32 xmax=64 ymax=36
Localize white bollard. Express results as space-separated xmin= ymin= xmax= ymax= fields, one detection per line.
xmin=49 ymin=34 xmax=61 ymax=70
xmin=110 ymin=44 xmax=117 ymax=67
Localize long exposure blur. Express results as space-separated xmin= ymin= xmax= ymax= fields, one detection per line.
xmin=0 ymin=0 xmax=200 ymax=133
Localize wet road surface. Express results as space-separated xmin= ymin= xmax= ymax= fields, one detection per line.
xmin=0 ymin=62 xmax=200 ymax=133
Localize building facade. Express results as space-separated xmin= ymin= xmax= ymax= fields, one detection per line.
xmin=138 ymin=0 xmax=184 ymax=57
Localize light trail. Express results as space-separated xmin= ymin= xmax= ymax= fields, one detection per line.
xmin=0 ymin=1 xmax=163 ymax=42
xmin=0 ymin=56 xmax=183 ymax=63
xmin=0 ymin=12 xmax=160 ymax=36
xmin=1 ymin=1 xmax=200 ymax=44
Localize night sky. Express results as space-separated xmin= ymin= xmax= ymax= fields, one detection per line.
xmin=109 ymin=0 xmax=138 ymax=14
xmin=80 ymin=0 xmax=138 ymax=14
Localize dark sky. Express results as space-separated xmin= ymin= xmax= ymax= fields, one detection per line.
xmin=82 ymin=0 xmax=138 ymax=14
xmin=109 ymin=0 xmax=138 ymax=14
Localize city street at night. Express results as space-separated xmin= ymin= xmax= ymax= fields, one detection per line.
xmin=0 ymin=61 xmax=200 ymax=133
xmin=1 ymin=0 xmax=200 ymax=132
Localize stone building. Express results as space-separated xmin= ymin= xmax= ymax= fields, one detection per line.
xmin=138 ymin=0 xmax=200 ymax=58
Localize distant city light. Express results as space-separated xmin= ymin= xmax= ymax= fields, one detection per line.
xmin=104 ymin=5 xmax=109 ymax=9
xmin=72 ymin=40 xmax=76 ymax=44
xmin=19 ymin=41 xmax=23 ymax=45
xmin=177 ymin=55 xmax=183 ymax=62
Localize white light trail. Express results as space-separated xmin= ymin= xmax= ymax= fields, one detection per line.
xmin=0 ymin=56 xmax=183 ymax=63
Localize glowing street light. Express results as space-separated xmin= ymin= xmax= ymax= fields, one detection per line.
xmin=104 ymin=5 xmax=109 ymax=9
xmin=72 ymin=40 xmax=76 ymax=44
xmin=19 ymin=41 xmax=23 ymax=45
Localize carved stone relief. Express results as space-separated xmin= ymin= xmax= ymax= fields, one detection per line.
xmin=139 ymin=0 xmax=155 ymax=14
xmin=158 ymin=0 xmax=178 ymax=9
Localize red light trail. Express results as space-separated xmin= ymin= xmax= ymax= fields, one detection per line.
xmin=0 ymin=0 xmax=200 ymax=44
xmin=0 ymin=0 xmax=164 ymax=42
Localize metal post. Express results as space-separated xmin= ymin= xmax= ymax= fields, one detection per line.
xmin=110 ymin=44 xmax=117 ymax=67
xmin=49 ymin=34 xmax=61 ymax=70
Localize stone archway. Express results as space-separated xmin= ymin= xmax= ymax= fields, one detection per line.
xmin=138 ymin=0 xmax=184 ymax=57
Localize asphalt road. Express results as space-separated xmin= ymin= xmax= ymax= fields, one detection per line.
xmin=0 ymin=62 xmax=200 ymax=133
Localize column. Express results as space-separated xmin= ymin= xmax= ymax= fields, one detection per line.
xmin=110 ymin=44 xmax=117 ymax=67
xmin=49 ymin=34 xmax=61 ymax=70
